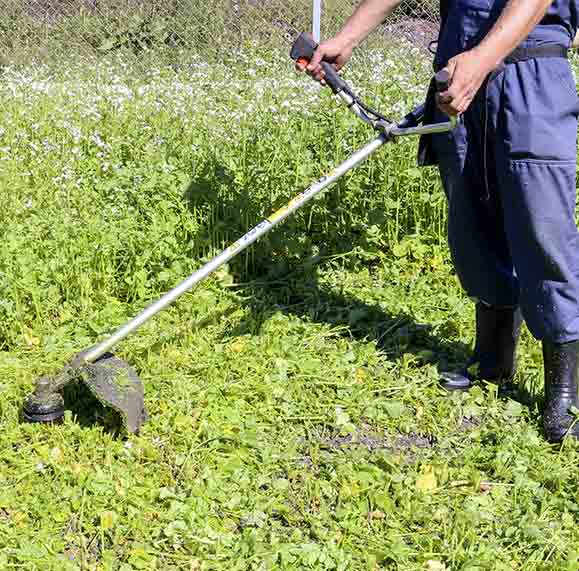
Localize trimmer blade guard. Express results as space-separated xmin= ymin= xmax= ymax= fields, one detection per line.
xmin=77 ymin=353 xmax=147 ymax=434
xmin=23 ymin=353 xmax=147 ymax=434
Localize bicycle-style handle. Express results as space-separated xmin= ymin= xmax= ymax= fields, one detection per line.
xmin=290 ymin=32 xmax=347 ymax=94
xmin=434 ymin=69 xmax=459 ymax=126
xmin=435 ymin=69 xmax=452 ymax=92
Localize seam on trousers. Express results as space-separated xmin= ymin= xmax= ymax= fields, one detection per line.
xmin=508 ymin=158 xmax=576 ymax=166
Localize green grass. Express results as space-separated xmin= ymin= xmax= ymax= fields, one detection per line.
xmin=1 ymin=56 xmax=579 ymax=570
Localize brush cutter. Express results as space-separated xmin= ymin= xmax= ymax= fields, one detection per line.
xmin=22 ymin=34 xmax=456 ymax=433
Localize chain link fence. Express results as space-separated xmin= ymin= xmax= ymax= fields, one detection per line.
xmin=0 ymin=1 xmax=439 ymax=74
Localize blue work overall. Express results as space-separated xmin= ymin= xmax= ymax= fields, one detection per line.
xmin=429 ymin=0 xmax=579 ymax=342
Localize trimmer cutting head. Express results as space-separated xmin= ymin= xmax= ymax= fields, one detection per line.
xmin=22 ymin=378 xmax=66 ymax=424
xmin=23 ymin=353 xmax=147 ymax=434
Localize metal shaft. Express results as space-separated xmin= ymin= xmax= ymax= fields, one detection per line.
xmin=312 ymin=0 xmax=322 ymax=42
xmin=82 ymin=134 xmax=388 ymax=363
xmin=337 ymin=91 xmax=456 ymax=135
xmin=390 ymin=119 xmax=456 ymax=137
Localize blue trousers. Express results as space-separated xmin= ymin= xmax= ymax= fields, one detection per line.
xmin=432 ymin=56 xmax=579 ymax=342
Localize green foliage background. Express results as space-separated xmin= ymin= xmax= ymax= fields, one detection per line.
xmin=1 ymin=20 xmax=579 ymax=571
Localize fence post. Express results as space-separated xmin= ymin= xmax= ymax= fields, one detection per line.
xmin=312 ymin=0 xmax=322 ymax=42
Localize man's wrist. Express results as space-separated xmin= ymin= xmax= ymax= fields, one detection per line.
xmin=335 ymin=30 xmax=361 ymax=49
xmin=471 ymin=44 xmax=503 ymax=73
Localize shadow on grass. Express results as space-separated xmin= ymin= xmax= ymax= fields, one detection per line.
xmin=182 ymin=159 xmax=542 ymax=410
xmin=223 ymin=266 xmax=470 ymax=372
xmin=62 ymin=382 xmax=127 ymax=438
xmin=225 ymin=268 xmax=543 ymax=410
xmin=183 ymin=160 xmax=468 ymax=382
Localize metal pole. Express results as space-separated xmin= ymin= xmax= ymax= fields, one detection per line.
xmin=312 ymin=0 xmax=322 ymax=42
xmin=82 ymin=134 xmax=388 ymax=364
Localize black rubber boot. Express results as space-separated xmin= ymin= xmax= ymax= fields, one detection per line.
xmin=441 ymin=303 xmax=523 ymax=392
xmin=543 ymin=340 xmax=579 ymax=443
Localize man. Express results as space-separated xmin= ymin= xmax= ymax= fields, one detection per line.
xmin=298 ymin=0 xmax=579 ymax=442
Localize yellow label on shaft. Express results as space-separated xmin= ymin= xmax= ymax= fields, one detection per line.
xmin=268 ymin=207 xmax=289 ymax=224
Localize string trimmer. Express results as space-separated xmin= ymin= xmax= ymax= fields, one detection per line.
xmin=23 ymin=34 xmax=455 ymax=433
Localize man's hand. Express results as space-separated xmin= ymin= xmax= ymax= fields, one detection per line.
xmin=437 ymin=0 xmax=552 ymax=116
xmin=295 ymin=36 xmax=355 ymax=84
xmin=294 ymin=0 xmax=401 ymax=84
xmin=437 ymin=48 xmax=496 ymax=116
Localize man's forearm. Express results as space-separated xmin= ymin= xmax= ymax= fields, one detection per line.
xmin=336 ymin=0 xmax=402 ymax=48
xmin=476 ymin=0 xmax=553 ymax=68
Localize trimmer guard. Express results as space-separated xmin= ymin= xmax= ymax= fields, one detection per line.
xmin=23 ymin=352 xmax=147 ymax=434
xmin=77 ymin=353 xmax=147 ymax=434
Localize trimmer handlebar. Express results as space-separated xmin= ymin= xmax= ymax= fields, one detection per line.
xmin=290 ymin=32 xmax=457 ymax=137
xmin=435 ymin=69 xmax=452 ymax=93
xmin=434 ymin=69 xmax=458 ymax=128
xmin=290 ymin=32 xmax=347 ymax=94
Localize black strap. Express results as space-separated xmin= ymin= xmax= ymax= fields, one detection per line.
xmin=504 ymin=44 xmax=568 ymax=64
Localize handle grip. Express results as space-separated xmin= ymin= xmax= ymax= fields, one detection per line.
xmin=290 ymin=32 xmax=317 ymax=63
xmin=434 ymin=69 xmax=459 ymax=126
xmin=290 ymin=32 xmax=346 ymax=94
xmin=397 ymin=103 xmax=426 ymax=129
xmin=435 ymin=69 xmax=451 ymax=93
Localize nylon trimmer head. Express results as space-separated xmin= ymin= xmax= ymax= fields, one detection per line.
xmin=23 ymin=351 xmax=147 ymax=434
xmin=22 ymin=35 xmax=455 ymax=433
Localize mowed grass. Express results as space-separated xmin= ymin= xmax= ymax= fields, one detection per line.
xmin=1 ymin=54 xmax=579 ymax=570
